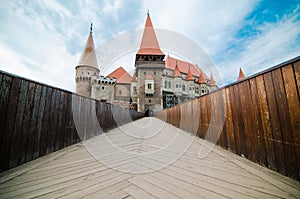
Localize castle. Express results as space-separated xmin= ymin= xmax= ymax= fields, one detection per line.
xmin=75 ymin=13 xmax=218 ymax=112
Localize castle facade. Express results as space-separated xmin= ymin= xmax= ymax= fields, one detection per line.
xmin=75 ymin=14 xmax=218 ymax=112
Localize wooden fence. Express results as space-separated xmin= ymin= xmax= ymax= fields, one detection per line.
xmin=155 ymin=57 xmax=300 ymax=180
xmin=0 ymin=71 xmax=144 ymax=172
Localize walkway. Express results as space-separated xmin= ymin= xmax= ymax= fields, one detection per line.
xmin=0 ymin=118 xmax=299 ymax=198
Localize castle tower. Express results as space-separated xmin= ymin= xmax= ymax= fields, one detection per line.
xmin=75 ymin=23 xmax=99 ymax=97
xmin=135 ymin=12 xmax=165 ymax=112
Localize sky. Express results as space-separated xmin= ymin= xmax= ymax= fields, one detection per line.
xmin=0 ymin=0 xmax=299 ymax=91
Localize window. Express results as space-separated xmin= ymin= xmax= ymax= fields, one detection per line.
xmin=146 ymin=93 xmax=154 ymax=97
xmin=119 ymin=90 xmax=122 ymax=95
xmin=154 ymin=72 xmax=156 ymax=75
xmin=133 ymin=86 xmax=137 ymax=92
xmin=164 ymin=80 xmax=167 ymax=88
xmin=168 ymin=82 xmax=171 ymax=88
xmin=147 ymin=84 xmax=152 ymax=89
xmin=102 ymin=86 xmax=104 ymax=90
xmin=182 ymin=85 xmax=185 ymax=91
xmin=176 ymin=84 xmax=178 ymax=88
xmin=144 ymin=72 xmax=146 ymax=75
xmin=189 ymin=87 xmax=192 ymax=91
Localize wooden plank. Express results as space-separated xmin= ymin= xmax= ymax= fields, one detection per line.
xmin=9 ymin=79 xmax=29 ymax=169
xmin=196 ymin=98 xmax=204 ymax=139
xmin=0 ymin=77 xmax=19 ymax=171
xmin=228 ymin=86 xmax=241 ymax=155
xmin=49 ymin=89 xmax=60 ymax=152
xmin=224 ymin=87 xmax=236 ymax=153
xmin=33 ymin=85 xmax=47 ymax=159
xmin=249 ymin=78 xmax=267 ymax=165
xmin=272 ymin=68 xmax=298 ymax=179
xmin=55 ymin=91 xmax=65 ymax=150
xmin=216 ymin=90 xmax=226 ymax=148
xmin=63 ymin=93 xmax=71 ymax=147
xmin=238 ymin=80 xmax=256 ymax=161
xmin=26 ymin=84 xmax=41 ymax=162
xmin=20 ymin=82 xmax=36 ymax=164
xmin=293 ymin=61 xmax=300 ymax=93
xmin=264 ymin=72 xmax=286 ymax=175
xmin=128 ymin=177 xmax=181 ymax=199
xmin=233 ymin=84 xmax=247 ymax=157
xmin=191 ymin=99 xmax=200 ymax=136
xmin=282 ymin=64 xmax=300 ymax=180
xmin=221 ymin=90 xmax=228 ymax=149
xmin=0 ymin=75 xmax=13 ymax=158
xmin=256 ymin=75 xmax=277 ymax=170
xmin=39 ymin=87 xmax=53 ymax=156
xmin=124 ymin=185 xmax=157 ymax=199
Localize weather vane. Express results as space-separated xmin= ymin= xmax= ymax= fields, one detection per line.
xmin=147 ymin=9 xmax=149 ymax=16
xmin=90 ymin=22 xmax=93 ymax=33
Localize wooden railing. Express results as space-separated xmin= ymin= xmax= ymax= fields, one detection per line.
xmin=155 ymin=56 xmax=300 ymax=180
xmin=0 ymin=71 xmax=144 ymax=172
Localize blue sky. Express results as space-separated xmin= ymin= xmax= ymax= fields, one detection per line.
xmin=0 ymin=0 xmax=299 ymax=91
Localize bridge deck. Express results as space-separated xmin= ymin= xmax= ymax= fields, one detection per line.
xmin=0 ymin=118 xmax=299 ymax=198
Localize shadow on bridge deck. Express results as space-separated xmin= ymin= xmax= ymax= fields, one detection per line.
xmin=0 ymin=117 xmax=299 ymax=198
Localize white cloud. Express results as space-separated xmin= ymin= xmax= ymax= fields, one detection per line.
xmin=0 ymin=0 xmax=299 ymax=91
xmin=141 ymin=0 xmax=260 ymax=56
xmin=218 ymin=7 xmax=300 ymax=84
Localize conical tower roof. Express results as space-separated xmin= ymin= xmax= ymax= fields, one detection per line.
xmin=174 ymin=62 xmax=181 ymax=77
xmin=209 ymin=74 xmax=216 ymax=86
xmin=77 ymin=23 xmax=99 ymax=70
xmin=186 ymin=65 xmax=194 ymax=81
xmin=137 ymin=13 xmax=164 ymax=55
xmin=238 ymin=68 xmax=246 ymax=81
xmin=198 ymin=73 xmax=206 ymax=84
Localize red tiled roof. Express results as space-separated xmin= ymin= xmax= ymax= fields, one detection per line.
xmin=108 ymin=67 xmax=132 ymax=84
xmin=165 ymin=56 xmax=209 ymax=80
xmin=238 ymin=68 xmax=246 ymax=81
xmin=137 ymin=14 xmax=164 ymax=56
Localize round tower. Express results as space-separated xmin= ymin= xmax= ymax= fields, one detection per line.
xmin=75 ymin=23 xmax=100 ymax=97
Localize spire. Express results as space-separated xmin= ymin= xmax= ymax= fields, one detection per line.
xmin=77 ymin=24 xmax=99 ymax=70
xmin=209 ymin=73 xmax=216 ymax=86
xmin=238 ymin=68 xmax=246 ymax=81
xmin=198 ymin=73 xmax=206 ymax=84
xmin=174 ymin=61 xmax=181 ymax=77
xmin=137 ymin=13 xmax=164 ymax=55
xmin=186 ymin=65 xmax=194 ymax=81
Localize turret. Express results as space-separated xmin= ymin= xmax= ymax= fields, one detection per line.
xmin=75 ymin=23 xmax=99 ymax=97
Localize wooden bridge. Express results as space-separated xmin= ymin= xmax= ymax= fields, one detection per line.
xmin=0 ymin=56 xmax=300 ymax=198
xmin=1 ymin=117 xmax=300 ymax=198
